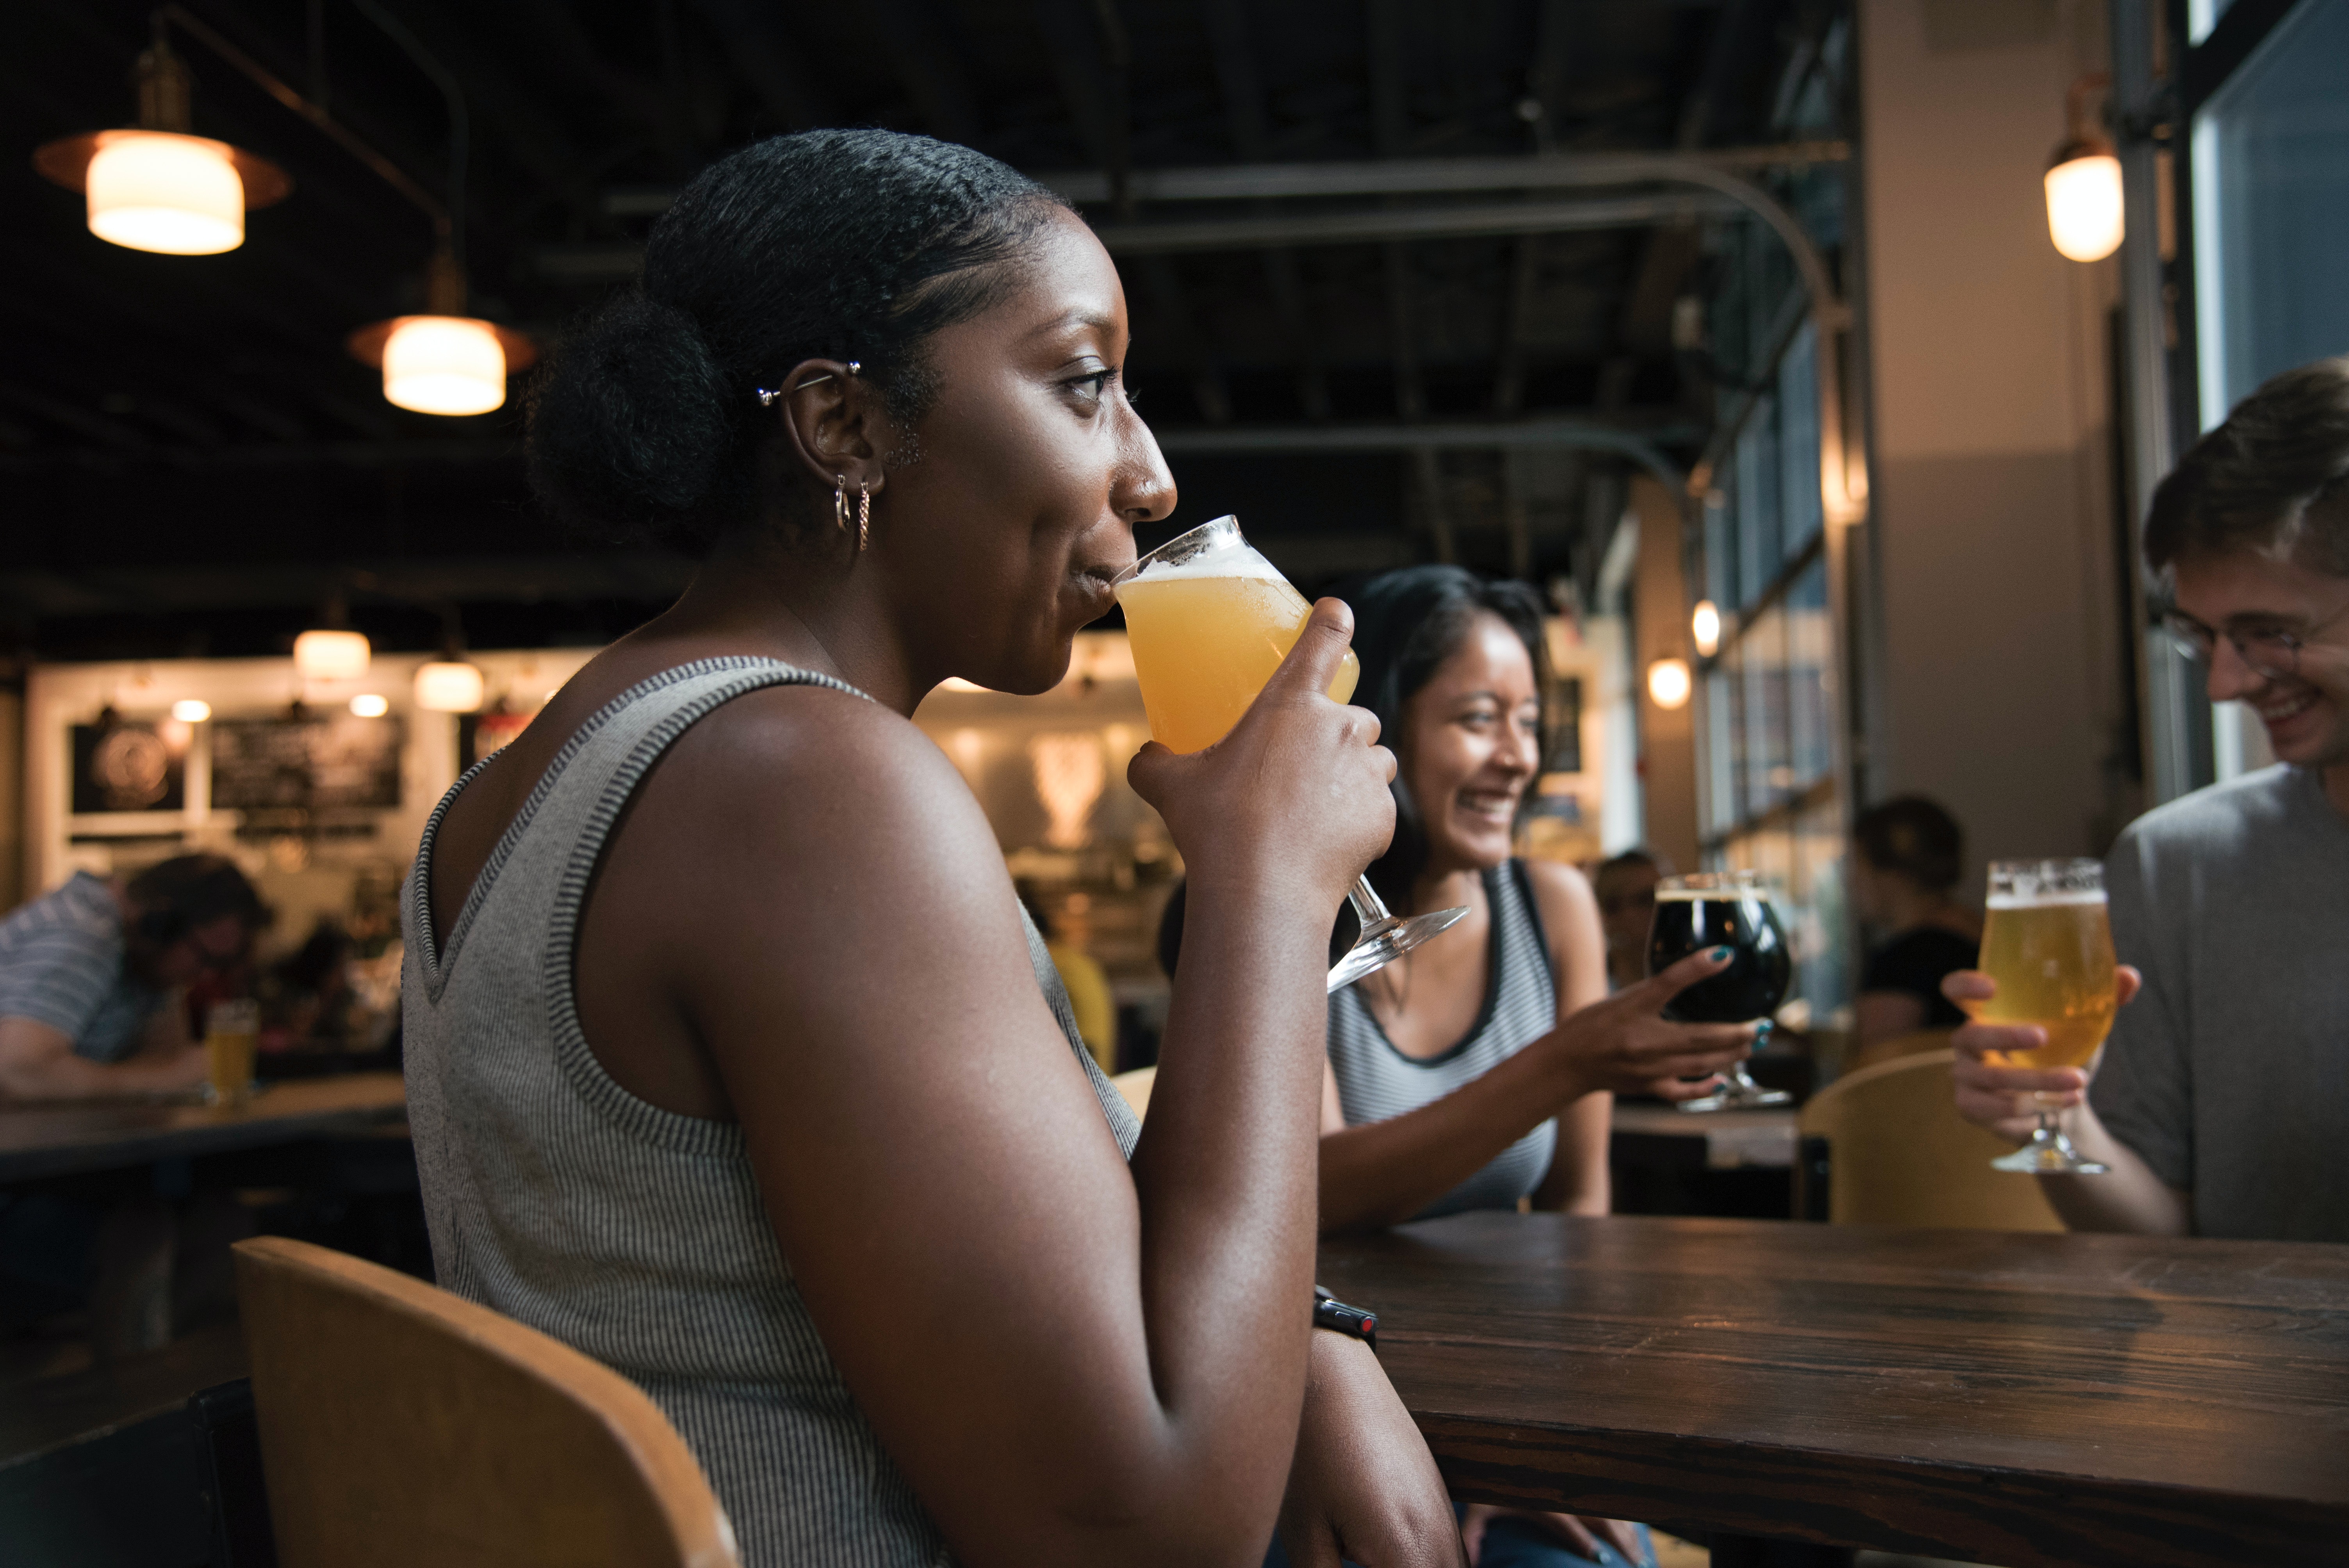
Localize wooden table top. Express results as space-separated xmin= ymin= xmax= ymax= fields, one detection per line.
xmin=0 ymin=1073 xmax=407 ymax=1183
xmin=1318 ymin=1212 xmax=2349 ymax=1567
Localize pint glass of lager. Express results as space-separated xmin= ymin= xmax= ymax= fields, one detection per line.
xmin=1115 ymin=516 xmax=1465 ymax=990
xmin=1646 ymin=870 xmax=1791 ymax=1112
xmin=1969 ymin=859 xmax=2117 ymax=1174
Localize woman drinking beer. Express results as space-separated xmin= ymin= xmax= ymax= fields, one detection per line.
xmin=403 ymin=130 xmax=1455 ymax=1568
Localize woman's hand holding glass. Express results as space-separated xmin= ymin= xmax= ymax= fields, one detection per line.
xmin=1534 ymin=948 xmax=1762 ymax=1105
xmin=1945 ymin=966 xmax=2142 ymax=1144
xmin=1126 ymin=597 xmax=1397 ymax=921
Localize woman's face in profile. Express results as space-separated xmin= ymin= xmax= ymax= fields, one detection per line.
xmin=879 ymin=207 xmax=1175 ymax=696
xmin=1399 ymin=612 xmax=1542 ymax=877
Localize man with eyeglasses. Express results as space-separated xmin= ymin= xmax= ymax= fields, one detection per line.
xmin=1949 ymin=356 xmax=2349 ymax=1240
xmin=0 ymin=855 xmax=265 ymax=1101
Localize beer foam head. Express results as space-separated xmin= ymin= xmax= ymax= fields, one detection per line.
xmin=1125 ymin=546 xmax=1283 ymax=584
xmin=1986 ymin=889 xmax=2106 ymax=909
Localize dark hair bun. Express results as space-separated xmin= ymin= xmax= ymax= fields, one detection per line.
xmin=527 ymin=293 xmax=738 ymax=552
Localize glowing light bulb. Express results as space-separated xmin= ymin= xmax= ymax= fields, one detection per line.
xmin=85 ymin=132 xmax=244 ymax=255
xmin=2044 ymin=151 xmax=2123 ymax=263
xmin=414 ymin=661 xmax=485 ymax=713
xmin=1691 ymin=600 xmax=1722 ymax=659
xmin=349 ymin=693 xmax=390 ymax=718
xmin=1647 ymin=657 xmax=1692 ymax=711
xmin=293 ymin=629 xmax=371 ymax=681
xmin=382 ymin=316 xmax=506 ymax=415
xmin=170 ymin=698 xmax=211 ymax=723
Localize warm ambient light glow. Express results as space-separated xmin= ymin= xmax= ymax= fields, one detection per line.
xmin=349 ymin=693 xmax=390 ymax=718
xmin=382 ymin=316 xmax=507 ymax=415
xmin=1647 ymin=657 xmax=1693 ymax=711
xmin=2044 ymin=151 xmax=2124 ymax=262
xmin=84 ymin=131 xmax=244 ymax=255
xmin=413 ymin=660 xmax=485 ymax=713
xmin=170 ymin=699 xmax=212 ymax=723
xmin=292 ymin=629 xmax=371 ymax=681
xmin=1691 ymin=600 xmax=1722 ymax=659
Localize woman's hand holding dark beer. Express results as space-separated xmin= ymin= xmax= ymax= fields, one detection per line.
xmin=1946 ymin=967 xmax=2142 ymax=1144
xmin=1535 ymin=948 xmax=1761 ymax=1105
xmin=1128 ymin=597 xmax=1397 ymax=911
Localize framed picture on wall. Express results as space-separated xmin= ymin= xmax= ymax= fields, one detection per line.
xmin=71 ymin=721 xmax=187 ymax=814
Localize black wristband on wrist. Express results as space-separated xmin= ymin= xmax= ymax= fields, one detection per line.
xmin=1311 ymin=1285 xmax=1377 ymax=1349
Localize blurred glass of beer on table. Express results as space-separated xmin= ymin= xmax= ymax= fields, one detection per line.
xmin=1116 ymin=515 xmax=1358 ymax=755
xmin=1966 ymin=859 xmax=2116 ymax=1174
xmin=203 ymin=998 xmax=260 ymax=1107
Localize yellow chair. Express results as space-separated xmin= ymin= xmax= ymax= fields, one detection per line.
xmin=1109 ymin=1065 xmax=1156 ymax=1121
xmin=233 ymin=1236 xmax=740 ymax=1568
xmin=1798 ymin=1051 xmax=2062 ymax=1231
xmin=1846 ymin=1025 xmax=1955 ymax=1076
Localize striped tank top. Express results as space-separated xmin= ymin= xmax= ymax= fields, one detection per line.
xmin=1327 ymin=861 xmax=1558 ymax=1219
xmin=401 ymin=658 xmax=1139 ymax=1568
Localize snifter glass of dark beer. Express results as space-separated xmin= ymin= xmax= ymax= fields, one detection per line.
xmin=1646 ymin=870 xmax=1791 ymax=1112
xmin=1966 ymin=858 xmax=2117 ymax=1174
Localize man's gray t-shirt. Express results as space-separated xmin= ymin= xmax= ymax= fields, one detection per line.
xmin=2092 ymin=765 xmax=2349 ymax=1241
xmin=0 ymin=872 xmax=164 ymax=1064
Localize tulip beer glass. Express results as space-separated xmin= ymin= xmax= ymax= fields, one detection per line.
xmin=1646 ymin=870 xmax=1792 ymax=1112
xmin=1115 ymin=515 xmax=1467 ymax=990
xmin=1969 ymin=858 xmax=2117 ymax=1174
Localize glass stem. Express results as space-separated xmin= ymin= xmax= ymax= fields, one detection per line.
xmin=1348 ymin=876 xmax=1394 ymax=934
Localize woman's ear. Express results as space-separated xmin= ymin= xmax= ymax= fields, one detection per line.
xmin=773 ymin=360 xmax=897 ymax=497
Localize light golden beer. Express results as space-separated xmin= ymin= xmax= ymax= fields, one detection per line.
xmin=1117 ymin=560 xmax=1360 ymax=755
xmin=204 ymin=999 xmax=259 ymax=1107
xmin=1971 ymin=893 xmax=2116 ymax=1069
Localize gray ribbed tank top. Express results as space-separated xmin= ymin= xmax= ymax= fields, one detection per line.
xmin=1326 ymin=861 xmax=1558 ymax=1219
xmin=401 ymin=657 xmax=1139 ymax=1568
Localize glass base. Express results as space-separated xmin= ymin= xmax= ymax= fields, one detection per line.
xmin=1675 ymin=1067 xmax=1791 ymax=1113
xmin=1991 ymin=1128 xmax=2108 ymax=1174
xmin=1327 ymin=907 xmax=1469 ymax=992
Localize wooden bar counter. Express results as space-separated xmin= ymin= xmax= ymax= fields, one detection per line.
xmin=1318 ymin=1211 xmax=2349 ymax=1567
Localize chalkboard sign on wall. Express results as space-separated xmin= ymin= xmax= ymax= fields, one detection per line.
xmin=212 ymin=715 xmax=405 ymax=812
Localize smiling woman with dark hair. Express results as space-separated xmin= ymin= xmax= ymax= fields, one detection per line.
xmin=404 ymin=130 xmax=1455 ymax=1567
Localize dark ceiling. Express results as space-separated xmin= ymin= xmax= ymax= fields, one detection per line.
xmin=2 ymin=0 xmax=1850 ymax=662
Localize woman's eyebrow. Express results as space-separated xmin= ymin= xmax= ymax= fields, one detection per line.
xmin=1023 ymin=308 xmax=1120 ymax=344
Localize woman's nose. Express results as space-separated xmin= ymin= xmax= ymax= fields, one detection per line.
xmin=1113 ymin=402 xmax=1177 ymax=525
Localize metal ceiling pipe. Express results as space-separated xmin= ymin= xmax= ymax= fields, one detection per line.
xmin=1032 ymin=141 xmax=1850 ymax=205
xmin=1091 ymin=194 xmax=1741 ymax=254
xmin=1150 ymin=417 xmax=1692 ymax=493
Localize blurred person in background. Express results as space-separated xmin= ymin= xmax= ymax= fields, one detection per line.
xmin=1590 ymin=850 xmax=1669 ymax=993
xmin=1849 ymin=796 xmax=1978 ymax=1059
xmin=0 ymin=855 xmax=265 ymax=1101
xmin=1016 ymin=884 xmax=1115 ymax=1073
xmin=1951 ymin=357 xmax=2349 ymax=1240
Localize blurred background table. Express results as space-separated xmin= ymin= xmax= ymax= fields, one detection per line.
xmin=1319 ymin=1212 xmax=2349 ymax=1568
xmin=0 ymin=1073 xmax=406 ymax=1184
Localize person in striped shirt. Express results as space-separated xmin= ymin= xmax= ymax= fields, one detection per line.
xmin=0 ymin=855 xmax=264 ymax=1101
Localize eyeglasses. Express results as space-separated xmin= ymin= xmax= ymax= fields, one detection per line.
xmin=2159 ymin=602 xmax=2349 ymax=682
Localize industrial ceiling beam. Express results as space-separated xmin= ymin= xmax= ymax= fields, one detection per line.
xmin=1151 ymin=417 xmax=1694 ymax=492
xmin=1088 ymin=192 xmax=1740 ymax=254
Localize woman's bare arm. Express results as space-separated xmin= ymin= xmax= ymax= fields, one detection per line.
xmin=623 ymin=608 xmax=1397 ymax=1566
xmin=1526 ymin=862 xmax=1611 ymax=1215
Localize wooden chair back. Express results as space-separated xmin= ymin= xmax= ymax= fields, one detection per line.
xmin=1797 ymin=1051 xmax=2063 ymax=1231
xmin=1110 ymin=1065 xmax=1157 ymax=1121
xmin=232 ymin=1236 xmax=740 ymax=1568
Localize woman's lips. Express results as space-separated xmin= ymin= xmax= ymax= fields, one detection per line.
xmin=1455 ymin=788 xmax=1520 ymax=826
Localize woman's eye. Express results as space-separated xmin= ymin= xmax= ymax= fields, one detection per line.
xmin=1067 ymin=370 xmax=1119 ymax=405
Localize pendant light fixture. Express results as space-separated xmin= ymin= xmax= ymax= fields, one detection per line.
xmin=32 ymin=21 xmax=291 ymax=255
xmin=346 ymin=246 xmax=534 ymax=417
xmin=31 ymin=4 xmax=529 ymax=412
xmin=293 ymin=592 xmax=372 ymax=681
xmin=413 ymin=606 xmax=485 ymax=714
xmin=2044 ymin=73 xmax=2124 ymax=264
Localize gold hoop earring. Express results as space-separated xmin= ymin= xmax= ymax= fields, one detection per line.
xmin=833 ymin=477 xmax=850 ymax=533
xmin=858 ymin=482 xmax=870 ymax=552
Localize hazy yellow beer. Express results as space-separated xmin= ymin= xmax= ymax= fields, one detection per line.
xmin=1117 ymin=552 xmax=1360 ymax=754
xmin=1973 ymin=891 xmax=2116 ymax=1069
xmin=204 ymin=998 xmax=260 ymax=1107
